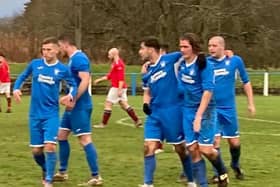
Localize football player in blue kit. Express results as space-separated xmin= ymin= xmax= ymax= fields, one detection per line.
xmin=138 ymin=37 xmax=195 ymax=187
xmin=207 ymin=36 xmax=255 ymax=182
xmin=13 ymin=37 xmax=77 ymax=187
xmin=178 ymin=33 xmax=228 ymax=187
xmin=53 ymin=35 xmax=102 ymax=186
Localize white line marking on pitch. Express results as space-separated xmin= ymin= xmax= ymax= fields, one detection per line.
xmin=116 ymin=116 xmax=280 ymax=137
xmin=238 ymin=116 xmax=280 ymax=124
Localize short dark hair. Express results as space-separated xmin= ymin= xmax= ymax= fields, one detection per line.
xmin=160 ymin=43 xmax=169 ymax=52
xmin=179 ymin=33 xmax=202 ymax=54
xmin=42 ymin=37 xmax=58 ymax=45
xmin=58 ymin=34 xmax=76 ymax=46
xmin=141 ymin=36 xmax=161 ymax=52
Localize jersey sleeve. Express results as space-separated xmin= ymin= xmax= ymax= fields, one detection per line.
xmin=62 ymin=66 xmax=77 ymax=97
xmin=234 ymin=55 xmax=249 ymax=84
xmin=162 ymin=52 xmax=182 ymax=65
xmin=13 ymin=61 xmax=34 ymax=90
xmin=72 ymin=55 xmax=91 ymax=73
xmin=201 ymin=61 xmax=215 ymax=92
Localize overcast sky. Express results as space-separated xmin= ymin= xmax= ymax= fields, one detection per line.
xmin=0 ymin=0 xmax=30 ymax=18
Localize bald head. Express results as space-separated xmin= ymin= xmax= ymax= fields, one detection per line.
xmin=108 ymin=48 xmax=119 ymax=60
xmin=208 ymin=36 xmax=226 ymax=58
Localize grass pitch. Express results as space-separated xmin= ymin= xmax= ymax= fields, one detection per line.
xmin=0 ymin=95 xmax=279 ymax=187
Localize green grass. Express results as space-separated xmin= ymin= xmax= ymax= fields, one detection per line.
xmin=0 ymin=95 xmax=279 ymax=187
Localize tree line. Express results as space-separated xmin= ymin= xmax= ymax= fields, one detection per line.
xmin=0 ymin=0 xmax=279 ymax=69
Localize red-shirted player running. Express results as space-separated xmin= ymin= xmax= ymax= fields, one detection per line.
xmin=0 ymin=52 xmax=12 ymax=113
xmin=93 ymin=48 xmax=142 ymax=128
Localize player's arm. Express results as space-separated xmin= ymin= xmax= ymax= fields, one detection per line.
xmin=13 ymin=62 xmax=33 ymax=103
xmin=194 ymin=61 xmax=215 ymax=132
xmin=76 ymin=71 xmax=91 ymax=100
xmin=194 ymin=90 xmax=213 ymax=132
xmin=94 ymin=75 xmax=108 ymax=85
xmin=60 ymin=68 xmax=78 ymax=108
xmin=117 ymin=64 xmax=125 ymax=97
xmin=236 ymin=56 xmax=256 ymax=116
xmin=142 ymin=88 xmax=152 ymax=115
xmin=243 ymin=82 xmax=256 ymax=116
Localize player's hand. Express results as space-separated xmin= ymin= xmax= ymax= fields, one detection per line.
xmin=143 ymin=103 xmax=152 ymax=115
xmin=93 ymin=79 xmax=100 ymax=85
xmin=193 ymin=116 xmax=202 ymax=132
xmin=13 ymin=89 xmax=22 ymax=103
xmin=60 ymin=95 xmax=75 ymax=110
xmin=247 ymin=104 xmax=256 ymax=117
xmin=141 ymin=61 xmax=151 ymax=74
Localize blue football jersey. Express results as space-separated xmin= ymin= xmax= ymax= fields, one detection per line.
xmin=208 ymin=55 xmax=249 ymax=108
xmin=178 ymin=57 xmax=215 ymax=107
xmin=142 ymin=52 xmax=182 ymax=107
xmin=69 ymin=50 xmax=92 ymax=109
xmin=13 ymin=58 xmax=77 ymax=119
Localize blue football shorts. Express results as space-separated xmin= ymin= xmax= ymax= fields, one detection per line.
xmin=60 ymin=107 xmax=92 ymax=136
xmin=215 ymin=107 xmax=240 ymax=138
xmin=29 ymin=116 xmax=60 ymax=147
xmin=183 ymin=106 xmax=216 ymax=146
xmin=144 ymin=104 xmax=185 ymax=144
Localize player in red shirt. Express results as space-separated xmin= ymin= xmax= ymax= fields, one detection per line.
xmin=0 ymin=52 xmax=12 ymax=113
xmin=93 ymin=48 xmax=142 ymax=128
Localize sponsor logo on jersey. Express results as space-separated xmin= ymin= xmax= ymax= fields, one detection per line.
xmin=38 ymin=74 xmax=55 ymax=85
xmin=150 ymin=70 xmax=167 ymax=83
xmin=181 ymin=74 xmax=195 ymax=84
xmin=214 ymin=68 xmax=229 ymax=76
xmin=37 ymin=66 xmax=44 ymax=70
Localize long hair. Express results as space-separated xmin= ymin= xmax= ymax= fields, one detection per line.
xmin=180 ymin=33 xmax=206 ymax=70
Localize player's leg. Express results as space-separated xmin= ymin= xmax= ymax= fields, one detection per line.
xmin=222 ymin=108 xmax=244 ymax=180
xmin=199 ymin=108 xmax=228 ymax=187
xmin=5 ymin=84 xmax=11 ymax=113
xmin=54 ymin=112 xmax=71 ymax=181
xmin=93 ymin=88 xmax=115 ymax=128
xmin=119 ymin=88 xmax=142 ymax=127
xmin=139 ymin=116 xmax=161 ymax=186
xmin=75 ymin=108 xmax=102 ymax=185
xmin=43 ymin=116 xmax=60 ymax=185
xmin=29 ymin=118 xmax=46 ymax=183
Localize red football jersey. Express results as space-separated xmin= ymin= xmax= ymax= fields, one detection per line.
xmin=0 ymin=60 xmax=11 ymax=83
xmin=106 ymin=58 xmax=127 ymax=88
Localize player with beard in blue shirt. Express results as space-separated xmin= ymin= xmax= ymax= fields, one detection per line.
xmin=138 ymin=37 xmax=195 ymax=187
xmin=53 ymin=35 xmax=102 ymax=186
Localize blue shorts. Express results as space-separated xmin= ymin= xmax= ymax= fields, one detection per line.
xmin=144 ymin=105 xmax=184 ymax=144
xmin=183 ymin=107 xmax=216 ymax=146
xmin=29 ymin=116 xmax=60 ymax=147
xmin=215 ymin=107 xmax=239 ymax=138
xmin=60 ymin=108 xmax=92 ymax=136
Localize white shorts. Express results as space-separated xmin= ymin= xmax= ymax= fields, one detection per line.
xmin=106 ymin=87 xmax=128 ymax=104
xmin=0 ymin=83 xmax=11 ymax=94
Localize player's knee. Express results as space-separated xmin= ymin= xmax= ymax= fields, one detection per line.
xmin=144 ymin=142 xmax=156 ymax=156
xmin=32 ymin=147 xmax=44 ymax=155
xmin=174 ymin=143 xmax=185 ymax=155
xmin=78 ymin=134 xmax=92 ymax=146
xmin=44 ymin=143 xmax=56 ymax=152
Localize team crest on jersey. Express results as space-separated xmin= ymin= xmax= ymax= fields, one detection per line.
xmin=54 ymin=68 xmax=60 ymax=75
xmin=189 ymin=69 xmax=195 ymax=76
xmin=225 ymin=59 xmax=230 ymax=66
xmin=160 ymin=61 xmax=166 ymax=68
